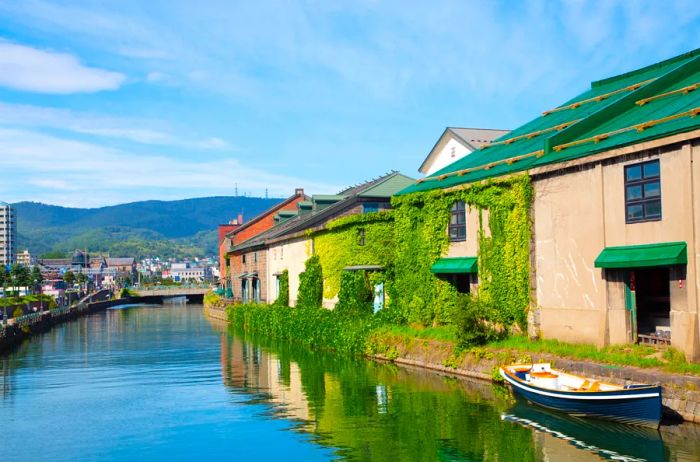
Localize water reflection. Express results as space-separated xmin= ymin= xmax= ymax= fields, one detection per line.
xmin=216 ymin=322 xmax=700 ymax=462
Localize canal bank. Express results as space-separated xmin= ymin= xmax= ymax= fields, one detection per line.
xmin=0 ymin=293 xmax=202 ymax=354
xmin=208 ymin=298 xmax=700 ymax=425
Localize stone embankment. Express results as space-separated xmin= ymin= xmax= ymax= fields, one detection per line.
xmin=372 ymin=335 xmax=700 ymax=424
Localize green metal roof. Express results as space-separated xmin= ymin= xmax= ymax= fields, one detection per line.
xmin=278 ymin=210 xmax=297 ymax=217
xmin=358 ymin=173 xmax=416 ymax=198
xmin=594 ymin=242 xmax=687 ymax=269
xmin=313 ymin=194 xmax=346 ymax=202
xmin=400 ymin=48 xmax=700 ymax=195
xmin=298 ymin=201 xmax=313 ymax=209
xmin=430 ymin=257 xmax=478 ymax=274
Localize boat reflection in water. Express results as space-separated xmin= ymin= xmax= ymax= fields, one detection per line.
xmin=502 ymin=397 xmax=665 ymax=462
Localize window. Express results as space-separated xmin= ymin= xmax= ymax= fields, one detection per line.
xmin=363 ymin=202 xmax=379 ymax=213
xmin=254 ymin=252 xmax=257 ymax=263
xmin=449 ymin=201 xmax=466 ymax=241
xmin=625 ymin=160 xmax=661 ymax=223
xmin=242 ymin=254 xmax=246 ymax=264
xmin=358 ymin=228 xmax=366 ymax=246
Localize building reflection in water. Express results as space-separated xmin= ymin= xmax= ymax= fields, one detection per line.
xmin=220 ymin=334 xmax=315 ymax=425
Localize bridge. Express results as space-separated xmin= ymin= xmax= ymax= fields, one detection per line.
xmin=133 ymin=286 xmax=211 ymax=298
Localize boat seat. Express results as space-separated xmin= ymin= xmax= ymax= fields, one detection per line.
xmin=577 ymin=380 xmax=600 ymax=392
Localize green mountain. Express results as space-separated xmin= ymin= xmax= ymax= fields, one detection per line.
xmin=14 ymin=196 xmax=282 ymax=259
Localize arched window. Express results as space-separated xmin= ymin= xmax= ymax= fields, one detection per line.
xmin=449 ymin=201 xmax=466 ymax=242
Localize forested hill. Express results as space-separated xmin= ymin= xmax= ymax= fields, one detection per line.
xmin=14 ymin=196 xmax=282 ymax=259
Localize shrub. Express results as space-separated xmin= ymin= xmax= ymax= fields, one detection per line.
xmin=12 ymin=307 xmax=24 ymax=318
xmin=274 ymin=270 xmax=289 ymax=306
xmin=297 ymin=255 xmax=323 ymax=308
xmin=454 ymin=295 xmax=500 ymax=348
xmin=227 ymin=303 xmax=383 ymax=355
xmin=119 ymin=287 xmax=136 ymax=298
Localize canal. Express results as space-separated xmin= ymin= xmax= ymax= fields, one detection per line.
xmin=1 ymin=304 xmax=699 ymax=461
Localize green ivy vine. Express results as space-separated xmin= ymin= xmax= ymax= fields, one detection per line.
xmin=391 ymin=174 xmax=533 ymax=330
xmin=297 ymin=254 xmax=323 ymax=308
xmin=312 ymin=211 xmax=394 ymax=301
xmin=274 ymin=269 xmax=289 ymax=306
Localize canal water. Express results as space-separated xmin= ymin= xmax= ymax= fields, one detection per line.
xmin=1 ymin=304 xmax=699 ymax=461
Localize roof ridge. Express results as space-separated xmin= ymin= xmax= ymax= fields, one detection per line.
xmin=592 ymin=47 xmax=700 ymax=88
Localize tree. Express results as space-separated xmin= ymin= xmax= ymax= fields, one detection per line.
xmin=31 ymin=266 xmax=44 ymax=294
xmin=10 ymin=264 xmax=31 ymax=290
xmin=76 ymin=272 xmax=88 ymax=289
xmin=63 ymin=270 xmax=76 ymax=287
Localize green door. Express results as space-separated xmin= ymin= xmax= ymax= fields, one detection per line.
xmin=624 ymin=271 xmax=638 ymax=343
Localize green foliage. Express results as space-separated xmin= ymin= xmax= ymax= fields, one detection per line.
xmin=453 ymin=295 xmax=501 ymax=348
xmin=12 ymin=307 xmax=24 ymax=318
xmin=119 ymin=287 xmax=136 ymax=298
xmin=31 ymin=266 xmax=43 ymax=288
xmin=204 ymin=291 xmax=223 ymax=306
xmin=391 ymin=175 xmax=533 ymax=330
xmin=228 ymin=303 xmax=386 ymax=354
xmin=297 ymin=255 xmax=323 ymax=308
xmin=63 ymin=271 xmax=76 ymax=286
xmin=10 ymin=264 xmax=32 ymax=287
xmin=274 ymin=269 xmax=289 ymax=306
xmin=335 ymin=270 xmax=373 ymax=317
xmin=40 ymin=250 xmax=67 ymax=259
xmin=313 ymin=212 xmax=394 ymax=300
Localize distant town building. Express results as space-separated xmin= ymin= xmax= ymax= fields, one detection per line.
xmin=0 ymin=201 xmax=16 ymax=265
xmin=16 ymin=249 xmax=33 ymax=266
xmin=170 ymin=262 xmax=208 ymax=282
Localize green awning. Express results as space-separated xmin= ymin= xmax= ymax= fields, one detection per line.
xmin=431 ymin=257 xmax=478 ymax=274
xmin=594 ymin=241 xmax=687 ymax=269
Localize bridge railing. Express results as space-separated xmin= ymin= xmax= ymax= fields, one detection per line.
xmin=137 ymin=284 xmax=213 ymax=291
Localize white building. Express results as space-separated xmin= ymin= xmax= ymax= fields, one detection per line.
xmin=418 ymin=127 xmax=509 ymax=176
xmin=17 ymin=250 xmax=33 ymax=266
xmin=0 ymin=202 xmax=16 ymax=266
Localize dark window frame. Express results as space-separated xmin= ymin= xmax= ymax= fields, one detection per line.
xmin=625 ymin=159 xmax=661 ymax=224
xmin=448 ymin=201 xmax=466 ymax=242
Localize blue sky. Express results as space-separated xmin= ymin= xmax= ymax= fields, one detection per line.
xmin=1 ymin=0 xmax=699 ymax=207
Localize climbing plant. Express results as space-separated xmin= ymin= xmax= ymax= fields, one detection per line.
xmin=391 ymin=174 xmax=533 ymax=330
xmin=297 ymin=254 xmax=323 ymax=308
xmin=313 ymin=211 xmax=394 ymax=302
xmin=274 ymin=269 xmax=289 ymax=306
xmin=335 ymin=270 xmax=373 ymax=317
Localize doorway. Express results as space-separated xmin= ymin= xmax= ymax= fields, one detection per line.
xmin=627 ymin=268 xmax=670 ymax=344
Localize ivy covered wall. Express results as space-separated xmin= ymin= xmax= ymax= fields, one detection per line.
xmin=312 ymin=211 xmax=395 ymax=303
xmin=390 ymin=175 xmax=533 ymax=329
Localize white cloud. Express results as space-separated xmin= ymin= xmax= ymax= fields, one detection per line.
xmin=0 ymin=102 xmax=230 ymax=149
xmin=0 ymin=128 xmax=338 ymax=207
xmin=0 ymin=40 xmax=125 ymax=94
